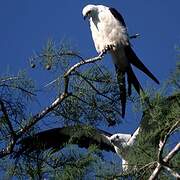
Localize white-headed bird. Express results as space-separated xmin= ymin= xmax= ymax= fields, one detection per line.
xmin=82 ymin=4 xmax=159 ymax=117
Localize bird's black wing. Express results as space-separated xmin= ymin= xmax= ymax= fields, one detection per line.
xmin=17 ymin=125 xmax=115 ymax=156
xmin=76 ymin=128 xmax=115 ymax=153
xmin=109 ymin=7 xmax=126 ymax=27
xmin=18 ymin=128 xmax=70 ymax=152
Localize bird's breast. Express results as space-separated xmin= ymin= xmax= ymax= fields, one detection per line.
xmin=115 ymin=146 xmax=129 ymax=160
xmin=90 ymin=13 xmax=128 ymax=53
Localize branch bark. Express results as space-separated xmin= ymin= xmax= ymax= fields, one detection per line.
xmin=158 ymin=120 xmax=180 ymax=163
xmin=148 ymin=120 xmax=180 ymax=180
xmin=163 ymin=165 xmax=180 ymax=179
xmin=64 ymin=52 xmax=104 ymax=78
xmin=149 ymin=143 xmax=180 ymax=180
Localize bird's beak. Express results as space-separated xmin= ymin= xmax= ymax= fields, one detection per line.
xmin=83 ymin=15 xmax=87 ymax=20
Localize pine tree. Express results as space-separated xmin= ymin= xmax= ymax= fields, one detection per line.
xmin=0 ymin=41 xmax=179 ymax=179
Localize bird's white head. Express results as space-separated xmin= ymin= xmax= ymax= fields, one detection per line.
xmin=82 ymin=4 xmax=99 ymax=20
xmin=110 ymin=134 xmax=131 ymax=148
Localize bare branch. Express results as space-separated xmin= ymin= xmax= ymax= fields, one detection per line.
xmin=64 ymin=52 xmax=105 ymax=78
xmin=148 ymin=163 xmax=161 ymax=180
xmin=158 ymin=120 xmax=180 ymax=162
xmin=149 ymin=143 xmax=180 ymax=180
xmin=163 ymin=142 xmax=180 ymax=163
xmin=17 ymin=92 xmax=70 ymax=137
xmin=163 ymin=165 xmax=180 ymax=179
xmin=148 ymin=120 xmax=180 ymax=180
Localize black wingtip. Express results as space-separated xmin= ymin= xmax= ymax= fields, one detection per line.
xmin=155 ymin=79 xmax=160 ymax=85
xmin=121 ymin=93 xmax=126 ymax=118
xmin=121 ymin=108 xmax=125 ymax=118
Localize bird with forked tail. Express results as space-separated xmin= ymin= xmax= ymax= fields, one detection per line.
xmin=82 ymin=4 xmax=159 ymax=118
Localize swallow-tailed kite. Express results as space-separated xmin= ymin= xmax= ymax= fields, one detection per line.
xmin=17 ymin=125 xmax=140 ymax=171
xmin=82 ymin=4 xmax=159 ymax=117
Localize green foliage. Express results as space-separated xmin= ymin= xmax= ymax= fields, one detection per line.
xmin=0 ymin=40 xmax=179 ymax=179
xmin=124 ymin=63 xmax=180 ymax=179
xmin=29 ymin=39 xmax=81 ymax=74
xmin=52 ymin=62 xmax=122 ymax=126
xmin=168 ymin=61 xmax=180 ymax=92
xmin=0 ymin=71 xmax=35 ymax=142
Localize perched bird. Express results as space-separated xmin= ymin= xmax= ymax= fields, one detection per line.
xmin=17 ymin=125 xmax=140 ymax=171
xmin=82 ymin=4 xmax=159 ymax=117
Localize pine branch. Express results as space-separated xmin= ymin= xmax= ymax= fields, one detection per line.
xmin=0 ymin=52 xmax=106 ymax=159
xmin=0 ymin=84 xmax=36 ymax=96
xmin=0 ymin=139 xmax=16 ymax=158
xmin=0 ymin=100 xmax=15 ymax=137
xmin=75 ymin=71 xmax=114 ymax=102
xmin=0 ymin=76 xmax=20 ymax=83
xmin=20 ymin=52 xmax=106 ymax=135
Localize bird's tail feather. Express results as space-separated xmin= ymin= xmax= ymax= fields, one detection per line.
xmin=115 ymin=66 xmax=126 ymax=118
xmin=127 ymin=66 xmax=143 ymax=95
xmin=115 ymin=65 xmax=143 ymax=118
xmin=125 ymin=46 xmax=159 ymax=84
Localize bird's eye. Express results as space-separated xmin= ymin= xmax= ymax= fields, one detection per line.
xmin=116 ymin=135 xmax=119 ymax=139
xmin=86 ymin=10 xmax=91 ymax=16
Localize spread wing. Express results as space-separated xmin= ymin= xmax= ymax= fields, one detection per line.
xmin=127 ymin=127 xmax=140 ymax=146
xmin=16 ymin=125 xmax=115 ymax=156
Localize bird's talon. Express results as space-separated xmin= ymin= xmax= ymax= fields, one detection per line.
xmin=107 ymin=44 xmax=115 ymax=51
xmin=102 ymin=49 xmax=108 ymax=54
xmin=102 ymin=45 xmax=114 ymax=54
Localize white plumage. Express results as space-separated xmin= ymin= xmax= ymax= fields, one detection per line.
xmin=82 ymin=4 xmax=159 ymax=117
xmin=109 ymin=127 xmax=140 ymax=171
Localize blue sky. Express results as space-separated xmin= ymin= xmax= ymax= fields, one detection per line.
xmin=0 ymin=1 xmax=180 ymax=133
